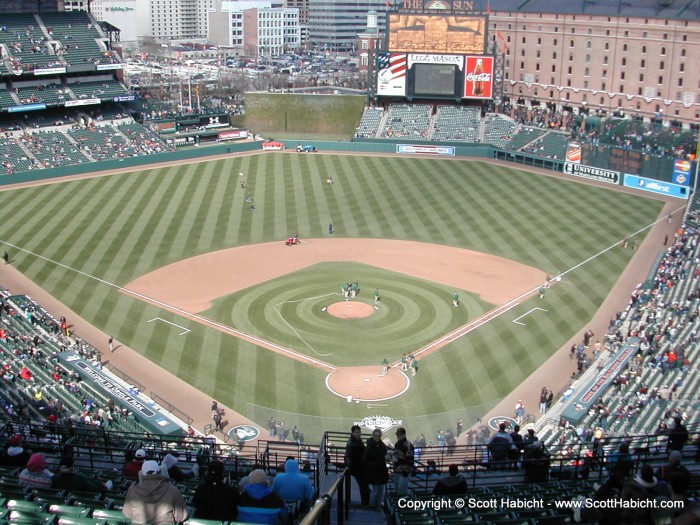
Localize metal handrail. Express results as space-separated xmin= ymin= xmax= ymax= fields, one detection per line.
xmin=300 ymin=467 xmax=349 ymax=525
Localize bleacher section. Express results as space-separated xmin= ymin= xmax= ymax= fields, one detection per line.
xmin=521 ymin=131 xmax=569 ymax=159
xmin=483 ymin=114 xmax=517 ymax=148
xmin=68 ymin=79 xmax=129 ymax=101
xmin=22 ymin=131 xmax=89 ymax=168
xmin=0 ymin=138 xmax=38 ymax=174
xmin=433 ymin=106 xmax=481 ymax=142
xmin=0 ymin=89 xmax=18 ymax=108
xmin=15 ymin=84 xmax=67 ymax=106
xmin=378 ymin=104 xmax=432 ymax=139
xmin=354 ymin=107 xmax=384 ymax=138
xmin=505 ymin=126 xmax=546 ymax=151
xmin=0 ymin=14 xmax=63 ymax=73
xmin=40 ymin=12 xmax=107 ymax=67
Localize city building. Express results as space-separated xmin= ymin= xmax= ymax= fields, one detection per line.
xmin=209 ymin=1 xmax=300 ymax=56
xmin=308 ymin=0 xmax=389 ymax=53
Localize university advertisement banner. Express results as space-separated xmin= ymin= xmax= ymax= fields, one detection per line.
xmin=563 ymin=162 xmax=619 ymax=184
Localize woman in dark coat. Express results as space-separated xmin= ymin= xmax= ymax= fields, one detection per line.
xmin=362 ymin=428 xmax=389 ymax=508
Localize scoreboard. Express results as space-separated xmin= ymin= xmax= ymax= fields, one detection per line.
xmin=375 ymin=12 xmax=493 ymax=101
xmin=376 ymin=53 xmax=494 ymax=100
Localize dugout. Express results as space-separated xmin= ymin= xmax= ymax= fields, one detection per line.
xmin=58 ymin=351 xmax=185 ymax=437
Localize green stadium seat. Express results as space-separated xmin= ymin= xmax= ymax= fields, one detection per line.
xmin=47 ymin=506 xmax=89 ymax=518
xmin=56 ymin=518 xmax=100 ymax=525
xmin=183 ymin=519 xmax=226 ymax=525
xmin=7 ymin=509 xmax=56 ymax=524
xmin=6 ymin=502 xmax=45 ymax=514
xmin=87 ymin=509 xmax=129 ymax=524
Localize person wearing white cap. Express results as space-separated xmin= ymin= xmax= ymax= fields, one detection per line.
xmin=123 ymin=460 xmax=188 ymax=525
xmin=122 ymin=449 xmax=147 ymax=479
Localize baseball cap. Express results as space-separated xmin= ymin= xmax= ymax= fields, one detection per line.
xmin=134 ymin=449 xmax=146 ymax=459
xmin=141 ymin=460 xmax=161 ymax=475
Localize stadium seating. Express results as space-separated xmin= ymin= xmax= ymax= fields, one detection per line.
xmin=0 ymin=88 xmax=19 ymax=109
xmin=378 ymin=104 xmax=432 ymax=139
xmin=432 ymin=106 xmax=481 ymax=143
xmin=40 ymin=12 xmax=107 ymax=67
xmin=354 ymin=107 xmax=384 ymax=138
xmin=0 ymin=138 xmax=38 ymax=174
xmin=520 ymin=131 xmax=569 ymax=159
xmin=15 ymin=84 xmax=68 ymax=106
xmin=21 ymin=130 xmax=89 ymax=167
xmin=0 ymin=14 xmax=63 ymax=73
xmin=68 ymin=80 xmax=130 ymax=102
xmin=504 ymin=127 xmax=546 ymax=151
xmin=483 ymin=115 xmax=517 ymax=148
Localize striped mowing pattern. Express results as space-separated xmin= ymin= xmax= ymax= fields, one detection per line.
xmin=0 ymin=156 xmax=663 ymax=438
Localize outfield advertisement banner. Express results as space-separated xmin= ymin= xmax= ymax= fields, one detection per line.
xmin=563 ymin=162 xmax=619 ymax=184
xmin=397 ymin=144 xmax=456 ymax=155
xmin=672 ymin=158 xmax=693 ymax=186
xmin=624 ymin=174 xmax=689 ymax=200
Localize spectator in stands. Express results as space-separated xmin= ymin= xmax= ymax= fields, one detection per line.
xmin=522 ymin=441 xmax=550 ymax=482
xmin=432 ymin=464 xmax=466 ymax=496
xmin=271 ymin=458 xmax=315 ymax=514
xmin=655 ymin=450 xmax=691 ymax=488
xmin=344 ymin=424 xmax=370 ymax=505
xmin=51 ymin=456 xmax=110 ymax=492
xmin=392 ymin=427 xmax=414 ymax=496
xmin=1 ymin=434 xmax=31 ymax=468
xmin=123 ymin=460 xmax=188 ymax=525
xmin=18 ymin=453 xmax=53 ymax=488
xmin=122 ymin=448 xmax=146 ymax=479
xmin=362 ymin=428 xmax=389 ymax=508
xmin=238 ymin=469 xmax=288 ymax=525
xmin=667 ymin=416 xmax=689 ymax=452
xmin=620 ymin=463 xmax=673 ymax=525
xmin=161 ymin=452 xmax=196 ymax=481
xmin=192 ymin=460 xmax=238 ymax=521
xmin=606 ymin=441 xmax=633 ymax=478
xmin=487 ymin=422 xmax=514 ymax=469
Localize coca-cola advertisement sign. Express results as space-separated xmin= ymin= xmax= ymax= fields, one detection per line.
xmin=463 ymin=56 xmax=494 ymax=99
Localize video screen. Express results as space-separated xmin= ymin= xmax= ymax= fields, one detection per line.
xmin=413 ymin=64 xmax=457 ymax=96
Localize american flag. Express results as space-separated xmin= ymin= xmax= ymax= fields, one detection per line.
xmin=376 ymin=53 xmax=407 ymax=81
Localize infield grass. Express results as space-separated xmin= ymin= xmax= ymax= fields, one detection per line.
xmin=203 ymin=262 xmax=484 ymax=366
xmin=0 ymin=155 xmax=665 ymax=438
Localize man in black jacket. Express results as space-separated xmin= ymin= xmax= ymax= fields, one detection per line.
xmin=344 ymin=425 xmax=370 ymax=505
xmin=362 ymin=428 xmax=389 ymax=509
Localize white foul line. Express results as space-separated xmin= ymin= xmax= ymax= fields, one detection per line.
xmin=512 ymin=307 xmax=548 ymax=326
xmin=147 ymin=317 xmax=191 ymax=335
xmin=0 ymin=241 xmax=335 ymax=371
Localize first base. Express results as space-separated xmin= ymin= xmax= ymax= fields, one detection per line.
xmin=321 ymin=306 xmax=327 ymax=312
xmin=374 ymin=306 xmax=379 ymax=310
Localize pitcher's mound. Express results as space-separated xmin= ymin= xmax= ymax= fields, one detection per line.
xmin=326 ymin=366 xmax=410 ymax=401
xmin=327 ymin=301 xmax=374 ymax=319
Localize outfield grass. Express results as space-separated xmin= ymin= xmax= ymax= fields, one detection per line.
xmin=0 ymin=156 xmax=664 ymax=439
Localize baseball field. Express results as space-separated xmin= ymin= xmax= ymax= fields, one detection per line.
xmin=0 ymin=153 xmax=666 ymax=440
